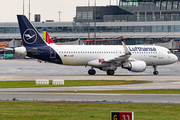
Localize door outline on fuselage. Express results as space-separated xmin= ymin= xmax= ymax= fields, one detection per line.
xmin=158 ymin=48 xmax=164 ymax=59
xmin=50 ymin=47 xmax=56 ymax=58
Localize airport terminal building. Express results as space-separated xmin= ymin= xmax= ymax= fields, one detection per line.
xmin=0 ymin=0 xmax=180 ymax=50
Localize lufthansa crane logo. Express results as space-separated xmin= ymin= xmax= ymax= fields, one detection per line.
xmin=23 ymin=29 xmax=37 ymax=44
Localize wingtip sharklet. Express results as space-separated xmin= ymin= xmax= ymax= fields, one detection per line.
xmin=122 ymin=42 xmax=131 ymax=55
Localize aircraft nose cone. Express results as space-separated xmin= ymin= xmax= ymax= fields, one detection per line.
xmin=173 ymin=54 xmax=178 ymax=62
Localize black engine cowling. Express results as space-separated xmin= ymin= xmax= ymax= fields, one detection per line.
xmin=122 ymin=61 xmax=146 ymax=72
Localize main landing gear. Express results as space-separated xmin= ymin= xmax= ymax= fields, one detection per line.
xmin=88 ymin=69 xmax=96 ymax=75
xmin=107 ymin=69 xmax=115 ymax=75
xmin=106 ymin=62 xmax=116 ymax=75
xmin=153 ymin=66 xmax=159 ymax=75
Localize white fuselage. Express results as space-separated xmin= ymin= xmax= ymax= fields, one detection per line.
xmin=49 ymin=45 xmax=178 ymax=67
xmin=16 ymin=15 xmax=178 ymax=75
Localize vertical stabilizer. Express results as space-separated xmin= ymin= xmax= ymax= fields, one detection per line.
xmin=46 ymin=32 xmax=54 ymax=44
xmin=43 ymin=31 xmax=54 ymax=44
xmin=17 ymin=15 xmax=47 ymax=47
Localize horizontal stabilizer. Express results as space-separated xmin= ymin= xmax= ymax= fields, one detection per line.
xmin=27 ymin=48 xmax=39 ymax=53
xmin=0 ymin=48 xmax=14 ymax=52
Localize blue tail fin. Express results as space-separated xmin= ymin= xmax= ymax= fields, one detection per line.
xmin=17 ymin=15 xmax=47 ymax=47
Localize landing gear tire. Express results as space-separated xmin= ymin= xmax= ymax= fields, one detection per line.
xmin=153 ymin=71 xmax=159 ymax=75
xmin=107 ymin=70 xmax=115 ymax=75
xmin=88 ymin=69 xmax=96 ymax=75
xmin=153 ymin=66 xmax=159 ymax=75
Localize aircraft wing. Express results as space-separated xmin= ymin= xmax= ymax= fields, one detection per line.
xmin=88 ymin=42 xmax=133 ymax=67
xmin=102 ymin=42 xmax=132 ymax=63
xmin=104 ymin=55 xmax=131 ymax=63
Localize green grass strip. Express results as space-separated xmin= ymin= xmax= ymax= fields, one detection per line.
xmin=0 ymin=80 xmax=151 ymax=88
xmin=0 ymin=102 xmax=180 ymax=120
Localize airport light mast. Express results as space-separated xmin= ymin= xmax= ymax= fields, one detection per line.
xmin=29 ymin=0 xmax=31 ymax=21
xmin=88 ymin=0 xmax=90 ymax=40
xmin=94 ymin=0 xmax=96 ymax=45
xmin=23 ymin=0 xmax=24 ymax=15
xmin=58 ymin=11 xmax=61 ymax=22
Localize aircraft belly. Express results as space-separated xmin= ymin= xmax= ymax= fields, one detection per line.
xmin=61 ymin=56 xmax=88 ymax=66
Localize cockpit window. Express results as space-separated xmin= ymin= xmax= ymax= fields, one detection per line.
xmin=167 ymin=51 xmax=171 ymax=54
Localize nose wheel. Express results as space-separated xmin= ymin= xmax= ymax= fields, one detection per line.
xmin=153 ymin=66 xmax=159 ymax=75
xmin=153 ymin=71 xmax=159 ymax=75
xmin=88 ymin=69 xmax=96 ymax=75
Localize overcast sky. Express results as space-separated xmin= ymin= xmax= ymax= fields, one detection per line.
xmin=0 ymin=0 xmax=119 ymax=22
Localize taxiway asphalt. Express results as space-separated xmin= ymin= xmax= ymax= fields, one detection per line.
xmin=0 ymin=60 xmax=180 ymax=103
xmin=1 ymin=92 xmax=180 ymax=104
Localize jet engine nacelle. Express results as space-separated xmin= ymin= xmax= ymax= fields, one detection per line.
xmin=122 ymin=61 xmax=146 ymax=72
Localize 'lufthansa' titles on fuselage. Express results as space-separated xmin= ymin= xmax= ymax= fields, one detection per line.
xmin=128 ymin=47 xmax=157 ymax=51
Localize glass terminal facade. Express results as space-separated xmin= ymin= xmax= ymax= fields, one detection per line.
xmin=103 ymin=0 xmax=180 ymax=22
xmin=0 ymin=22 xmax=179 ymax=47
xmin=119 ymin=0 xmax=180 ymax=12
xmin=1 ymin=24 xmax=180 ymax=34
xmin=103 ymin=14 xmax=180 ymax=22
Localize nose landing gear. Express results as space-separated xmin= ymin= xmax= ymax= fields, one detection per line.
xmin=153 ymin=66 xmax=159 ymax=75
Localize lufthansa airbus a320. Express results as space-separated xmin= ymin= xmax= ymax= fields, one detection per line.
xmin=11 ymin=15 xmax=178 ymax=75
